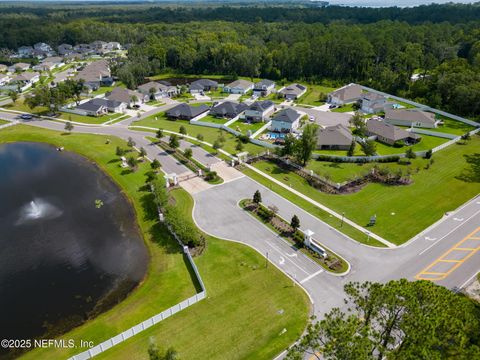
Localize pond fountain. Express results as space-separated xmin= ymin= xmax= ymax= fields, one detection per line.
xmin=0 ymin=142 xmax=148 ymax=358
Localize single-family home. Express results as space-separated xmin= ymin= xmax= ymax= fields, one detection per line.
xmin=8 ymin=62 xmax=31 ymax=72
xmin=316 ymin=124 xmax=353 ymax=150
xmin=270 ymin=108 xmax=302 ymax=133
xmin=58 ymin=44 xmax=73 ymax=56
xmin=74 ymin=60 xmax=111 ymax=90
xmin=328 ymin=83 xmax=363 ymax=105
xmin=0 ymin=64 xmax=8 ymax=72
xmin=165 ymin=103 xmax=210 ymax=120
xmin=75 ymin=100 xmax=109 ymax=117
xmin=90 ymin=41 xmax=107 ymax=51
xmin=366 ymin=119 xmax=421 ymax=146
xmin=42 ymin=56 xmax=64 ymax=67
xmin=360 ymin=92 xmax=386 ymax=114
xmin=189 ymin=79 xmax=218 ymax=93
xmin=75 ymin=98 xmax=126 ymax=116
xmin=224 ymin=79 xmax=254 ymax=94
xmin=384 ymin=109 xmax=438 ymax=128
xmin=243 ymin=100 xmax=275 ymax=122
xmin=33 ymin=62 xmax=55 ymax=72
xmin=105 ymin=87 xmax=147 ymax=107
xmin=210 ymin=101 xmax=248 ymax=119
xmin=253 ymin=79 xmax=275 ymax=97
xmin=73 ymin=44 xmax=92 ymax=53
xmin=279 ymin=83 xmax=307 ymax=100
xmin=18 ymin=46 xmax=34 ymax=57
xmin=137 ymin=81 xmax=178 ymax=99
xmin=9 ymin=72 xmax=40 ymax=91
xmin=0 ymin=74 xmax=10 ymax=86
xmin=106 ymin=42 xmax=121 ymax=51
xmin=34 ymin=43 xmax=53 ymax=53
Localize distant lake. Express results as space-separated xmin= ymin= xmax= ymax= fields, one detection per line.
xmin=327 ymin=0 xmax=476 ymax=7
xmin=0 ymin=142 xmax=148 ymax=358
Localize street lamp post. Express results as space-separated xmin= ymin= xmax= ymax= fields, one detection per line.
xmin=341 ymin=212 xmax=345 ymax=227
xmin=266 ymin=251 xmax=269 ymax=268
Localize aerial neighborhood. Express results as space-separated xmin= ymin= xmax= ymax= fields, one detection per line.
xmin=0 ymin=40 xmax=476 ymax=158
xmin=1 ymin=3 xmax=480 ymax=360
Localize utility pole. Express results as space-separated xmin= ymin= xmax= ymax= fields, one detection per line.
xmin=341 ymin=212 xmax=345 ymax=227
xmin=265 ymin=251 xmax=269 ymax=268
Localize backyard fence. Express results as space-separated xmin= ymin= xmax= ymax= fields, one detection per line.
xmin=359 ymin=84 xmax=480 ymax=127
xmin=68 ymin=189 xmax=207 ymax=360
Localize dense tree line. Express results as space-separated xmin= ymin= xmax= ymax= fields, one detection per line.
xmin=0 ymin=3 xmax=479 ymax=118
xmin=287 ymin=279 xmax=480 ymax=360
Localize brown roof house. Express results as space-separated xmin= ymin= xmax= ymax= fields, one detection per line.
xmin=384 ymin=109 xmax=438 ymax=128
xmin=137 ymin=81 xmax=178 ymax=99
xmin=366 ymin=119 xmax=421 ymax=146
xmin=316 ymin=124 xmax=353 ymax=150
xmin=105 ymin=87 xmax=147 ymax=107
xmin=328 ymin=83 xmax=362 ymax=105
xmin=224 ymin=79 xmax=254 ymax=94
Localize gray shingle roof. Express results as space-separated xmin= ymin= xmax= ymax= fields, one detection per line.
xmin=330 ymin=84 xmax=362 ymax=102
xmin=280 ymin=83 xmax=306 ymax=96
xmin=248 ymin=100 xmax=274 ymax=112
xmin=226 ymin=79 xmax=253 ymax=90
xmin=166 ymin=103 xmax=210 ymax=118
xmin=366 ymin=119 xmax=412 ymax=142
xmin=384 ymin=109 xmax=436 ymax=126
xmin=210 ymin=101 xmax=248 ymax=117
xmin=316 ymin=124 xmax=353 ymax=146
xmin=254 ymin=79 xmax=275 ymax=89
xmin=272 ymin=108 xmax=301 ymax=123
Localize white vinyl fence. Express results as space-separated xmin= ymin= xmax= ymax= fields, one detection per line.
xmin=69 ymin=197 xmax=207 ymax=360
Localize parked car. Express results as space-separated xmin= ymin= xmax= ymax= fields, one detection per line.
xmin=328 ymin=104 xmax=337 ymax=109
xmin=20 ymin=114 xmax=32 ymax=120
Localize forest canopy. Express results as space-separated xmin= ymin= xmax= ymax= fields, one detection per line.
xmin=1 ymin=2 xmax=479 ymax=118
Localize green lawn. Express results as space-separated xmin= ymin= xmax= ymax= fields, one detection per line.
xmin=198 ymin=114 xmax=230 ymax=125
xmin=0 ymin=119 xmax=9 ymax=126
xmin=386 ymin=98 xmax=417 ymax=109
xmin=3 ymin=125 xmax=309 ymax=360
xmin=132 ymin=113 xmax=265 ymax=156
xmin=331 ymin=103 xmax=355 ymax=113
xmin=374 ymin=135 xmax=448 ymax=155
xmin=60 ymin=112 xmax=123 ymax=124
xmin=94 ymin=189 xmax=310 ymax=360
xmin=251 ymin=136 xmax=480 ymax=244
xmin=0 ymin=125 xmax=198 ymax=360
xmin=296 ymin=84 xmax=335 ymax=107
xmin=306 ymin=158 xmax=428 ymax=184
xmin=229 ymin=120 xmax=266 ymax=136
xmin=434 ymin=116 xmax=476 ymax=136
xmin=90 ymin=82 xmax=126 ymax=96
xmin=242 ymin=167 xmax=384 ymax=247
xmin=2 ymin=99 xmax=123 ymax=125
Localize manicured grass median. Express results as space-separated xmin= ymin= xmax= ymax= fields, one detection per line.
xmin=94 ymin=189 xmax=310 ymax=360
xmin=0 ymin=125 xmax=198 ymax=360
xmin=242 ymin=167 xmax=384 ymax=247
xmin=251 ymin=136 xmax=480 ymax=244
xmin=0 ymin=119 xmax=9 ymax=126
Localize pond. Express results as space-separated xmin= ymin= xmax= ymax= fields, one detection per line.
xmin=0 ymin=142 xmax=148 ymax=357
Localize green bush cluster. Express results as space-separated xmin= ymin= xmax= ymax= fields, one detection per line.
xmin=152 ymin=181 xmax=205 ymax=248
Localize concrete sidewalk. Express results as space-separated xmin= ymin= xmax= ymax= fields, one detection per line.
xmin=244 ymin=163 xmax=396 ymax=248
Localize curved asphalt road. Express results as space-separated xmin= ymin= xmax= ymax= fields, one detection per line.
xmin=2 ymin=112 xmax=479 ymax=323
